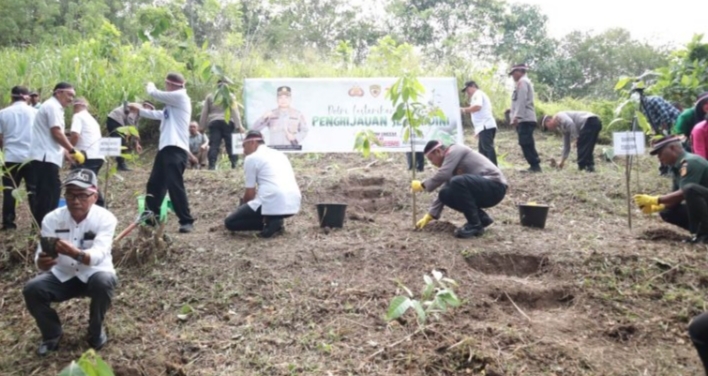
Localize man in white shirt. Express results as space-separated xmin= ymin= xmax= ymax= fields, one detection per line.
xmin=224 ymin=130 xmax=301 ymax=238
xmin=461 ymin=81 xmax=498 ymax=166
xmin=0 ymin=86 xmax=37 ymax=230
xmin=70 ymin=98 xmax=105 ymax=206
xmin=129 ymin=72 xmax=194 ymax=233
xmin=23 ymin=169 xmax=118 ymax=356
xmin=30 ymin=82 xmax=86 ymax=225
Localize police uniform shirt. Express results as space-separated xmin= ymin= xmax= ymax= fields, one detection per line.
xmin=138 ymin=83 xmax=191 ymax=152
xmin=510 ymin=76 xmax=536 ymax=123
xmin=34 ymin=205 xmax=118 ymax=283
xmin=252 ymin=108 xmax=308 ymax=146
xmin=0 ymin=101 xmax=36 ymax=163
xmin=107 ymin=105 xmax=139 ymax=126
xmin=674 ymin=152 xmax=708 ymax=190
xmin=30 ymin=96 xmax=66 ymax=167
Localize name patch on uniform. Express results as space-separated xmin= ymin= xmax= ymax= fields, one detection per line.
xmin=55 ymin=229 xmax=70 ymax=234
xmin=680 ymin=161 xmax=688 ymax=177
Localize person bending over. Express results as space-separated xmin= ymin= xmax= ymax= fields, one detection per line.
xmin=542 ymin=111 xmax=602 ymax=172
xmin=412 ymin=140 xmax=508 ymax=238
xmin=224 ymin=130 xmax=301 ymax=238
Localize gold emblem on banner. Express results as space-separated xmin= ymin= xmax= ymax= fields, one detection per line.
xmin=348 ymin=85 xmax=364 ymax=97
xmin=370 ymin=85 xmax=381 ymax=97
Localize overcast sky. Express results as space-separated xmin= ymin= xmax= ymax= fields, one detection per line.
xmin=510 ymin=0 xmax=708 ymax=47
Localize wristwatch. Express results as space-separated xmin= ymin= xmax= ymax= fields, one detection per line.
xmin=75 ymin=251 xmax=86 ymax=264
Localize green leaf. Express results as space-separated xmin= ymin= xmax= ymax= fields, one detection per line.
xmin=180 ymin=304 xmax=194 ymax=315
xmin=402 ymin=127 xmax=410 ymax=143
xmin=11 ymin=188 xmax=22 ymax=202
xmin=421 ymin=281 xmax=435 ymax=301
xmin=614 ymin=76 xmax=633 ymax=91
xmin=637 ymin=113 xmax=652 ymax=134
xmin=437 ymin=290 xmax=461 ymax=308
xmin=385 ymin=296 xmax=411 ymax=321
xmin=410 ymin=300 xmax=426 ymax=325
xmin=423 ymin=274 xmax=433 ymax=285
xmin=59 ymin=362 xmax=88 ymax=376
xmin=94 ymin=356 xmax=116 ymax=376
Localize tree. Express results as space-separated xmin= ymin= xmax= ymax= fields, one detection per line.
xmin=493 ymin=3 xmax=555 ymax=67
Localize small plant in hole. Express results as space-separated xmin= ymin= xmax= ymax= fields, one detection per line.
xmin=385 ymin=270 xmax=461 ymax=326
xmin=58 ymin=349 xmax=114 ymax=375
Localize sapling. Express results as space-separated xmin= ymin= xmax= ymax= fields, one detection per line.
xmin=385 ymin=270 xmax=461 ymax=326
xmin=58 ymin=349 xmax=114 ymax=376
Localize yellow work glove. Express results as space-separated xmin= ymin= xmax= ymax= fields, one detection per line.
xmin=416 ymin=214 xmax=434 ymax=229
xmin=641 ymin=204 xmax=666 ymax=215
xmin=70 ymin=149 xmax=86 ymax=165
xmin=633 ymin=194 xmax=659 ymax=208
xmin=411 ymin=180 xmax=424 ymax=193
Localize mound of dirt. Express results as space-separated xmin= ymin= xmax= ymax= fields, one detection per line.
xmin=466 ymin=252 xmax=550 ymax=277
xmin=640 ymin=228 xmax=686 ymax=242
xmin=424 ymin=220 xmax=457 ymax=233
xmin=491 ymin=286 xmax=576 ymax=310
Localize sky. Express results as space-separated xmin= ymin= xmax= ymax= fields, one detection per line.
xmin=510 ymin=0 xmax=708 ymax=47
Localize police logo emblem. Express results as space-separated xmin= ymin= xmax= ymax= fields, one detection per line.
xmin=370 ymin=85 xmax=381 ymax=97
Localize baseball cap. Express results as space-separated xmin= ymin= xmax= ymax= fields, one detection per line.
xmin=277 ymin=86 xmax=292 ymax=96
xmin=649 ymin=136 xmax=681 ymax=155
xmin=62 ymin=169 xmax=98 ymax=192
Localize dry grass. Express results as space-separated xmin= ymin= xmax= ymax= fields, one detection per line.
xmin=0 ymin=127 xmax=705 ymax=375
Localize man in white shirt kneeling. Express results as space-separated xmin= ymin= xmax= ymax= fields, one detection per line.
xmin=225 ymin=130 xmax=301 ymax=238
xmin=23 ymin=168 xmax=118 ymax=356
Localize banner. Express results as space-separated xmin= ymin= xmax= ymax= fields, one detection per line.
xmin=236 ymin=77 xmax=464 ymax=153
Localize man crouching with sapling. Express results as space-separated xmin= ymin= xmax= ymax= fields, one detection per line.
xmin=412 ymin=140 xmax=508 ymax=238
xmin=23 ymin=169 xmax=118 ymax=356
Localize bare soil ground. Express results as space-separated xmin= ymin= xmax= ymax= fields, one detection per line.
xmin=1 ymin=128 xmax=707 ymax=375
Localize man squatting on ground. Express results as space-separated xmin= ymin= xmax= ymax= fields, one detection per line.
xmin=129 ymin=72 xmax=195 ymax=233
xmin=542 ymin=111 xmax=602 ymax=172
xmin=30 ymin=82 xmax=86 ymax=226
xmin=412 ymin=141 xmax=508 ymax=238
xmin=224 ymin=130 xmax=301 ymax=238
xmin=0 ymin=86 xmax=37 ymax=230
xmin=634 ymin=136 xmax=708 ymax=244
xmin=23 ymin=169 xmax=118 ymax=356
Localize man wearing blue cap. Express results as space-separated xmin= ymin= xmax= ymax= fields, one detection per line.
xmin=634 ymin=136 xmax=708 ymax=243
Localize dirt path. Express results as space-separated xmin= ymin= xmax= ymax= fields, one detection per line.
xmin=0 ymin=129 xmax=705 ymax=375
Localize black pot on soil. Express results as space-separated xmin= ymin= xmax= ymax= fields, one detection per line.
xmin=316 ymin=203 xmax=347 ymax=228
xmin=518 ymin=204 xmax=550 ymax=229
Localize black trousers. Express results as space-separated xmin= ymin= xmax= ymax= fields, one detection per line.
xmin=406 ymin=152 xmax=424 ymax=172
xmin=438 ymin=174 xmax=507 ymax=225
xmin=23 ymin=272 xmax=117 ymax=341
xmin=577 ymin=117 xmax=602 ymax=170
xmin=146 ymin=146 xmax=194 ymax=225
xmin=2 ymin=161 xmax=35 ymax=227
xmin=517 ymin=121 xmax=541 ymax=168
xmin=224 ymin=204 xmax=291 ymax=231
xmin=31 ymin=161 xmax=60 ymax=226
xmin=684 ymin=183 xmax=708 ymax=235
xmin=478 ymin=128 xmax=497 ymax=166
xmin=72 ymin=159 xmax=105 ymax=207
xmin=689 ymin=312 xmax=708 ymax=375
xmin=660 ymin=204 xmax=691 ymax=233
xmin=106 ymin=118 xmax=128 ymax=167
xmin=208 ymin=120 xmax=237 ymax=168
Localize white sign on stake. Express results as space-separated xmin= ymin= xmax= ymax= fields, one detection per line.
xmin=99 ymin=137 xmax=122 ymax=157
xmin=612 ymin=132 xmax=645 ymax=156
xmin=232 ymin=133 xmax=245 ymax=155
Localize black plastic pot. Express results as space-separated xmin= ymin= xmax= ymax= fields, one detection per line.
xmin=316 ymin=203 xmax=347 ymax=228
xmin=518 ymin=204 xmax=550 ymax=229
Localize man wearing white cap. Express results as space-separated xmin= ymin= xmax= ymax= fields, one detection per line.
xmin=508 ymin=64 xmax=541 ymax=172
xmin=70 ymin=97 xmax=105 ymax=206
xmin=129 ymin=72 xmax=195 ymax=233
xmin=23 ymin=168 xmax=118 ymax=356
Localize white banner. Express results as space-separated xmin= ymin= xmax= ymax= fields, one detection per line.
xmin=237 ymin=77 xmax=464 ymax=153
xmin=613 ymin=132 xmax=645 ymax=156
xmin=98 ymin=137 xmax=122 ymax=157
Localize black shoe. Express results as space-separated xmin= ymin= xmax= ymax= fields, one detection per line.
xmin=687 ymin=234 xmax=708 ymax=244
xmin=208 ymin=166 xmax=216 ymax=170
xmin=117 ymin=164 xmax=131 ymax=172
xmin=260 ymin=218 xmax=284 ymax=238
xmin=521 ymin=166 xmax=542 ymax=173
xmin=88 ymin=330 xmax=108 ymax=350
xmin=179 ymin=223 xmax=194 ymax=233
xmin=584 ymin=166 xmax=596 ymax=173
xmin=480 ymin=215 xmax=494 ymax=228
xmin=1 ymin=223 xmax=17 ymax=231
xmin=454 ymin=223 xmax=485 ymax=239
xmin=37 ymin=335 xmax=61 ymax=356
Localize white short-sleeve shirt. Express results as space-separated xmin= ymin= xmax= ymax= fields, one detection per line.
xmin=469 ymin=90 xmax=497 ymax=135
xmin=30 ymin=96 xmax=66 ymax=166
xmin=71 ymin=110 xmax=104 ymax=160
xmin=0 ymin=101 xmax=36 ymax=163
xmin=244 ymin=146 xmax=301 ymax=215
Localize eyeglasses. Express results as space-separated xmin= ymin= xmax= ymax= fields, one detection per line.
xmin=65 ymin=192 xmax=95 ymax=202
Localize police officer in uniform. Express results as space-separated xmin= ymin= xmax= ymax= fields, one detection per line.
xmin=634 ymin=136 xmax=708 ymax=243
xmin=252 ymin=86 xmax=309 ymax=148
